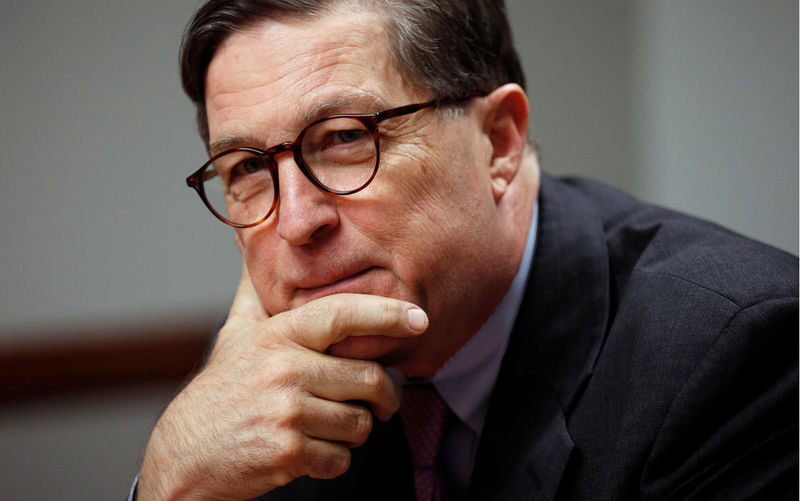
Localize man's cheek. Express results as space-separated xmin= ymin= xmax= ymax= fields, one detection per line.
xmin=242 ymin=258 xmax=282 ymax=314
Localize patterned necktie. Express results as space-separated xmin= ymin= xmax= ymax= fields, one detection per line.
xmin=399 ymin=385 xmax=450 ymax=501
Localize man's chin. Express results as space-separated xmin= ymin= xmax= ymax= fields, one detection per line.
xmin=325 ymin=335 xmax=408 ymax=362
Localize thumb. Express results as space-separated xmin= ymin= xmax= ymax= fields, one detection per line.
xmin=228 ymin=260 xmax=269 ymax=321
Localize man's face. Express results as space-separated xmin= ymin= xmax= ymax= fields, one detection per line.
xmin=205 ymin=9 xmax=509 ymax=375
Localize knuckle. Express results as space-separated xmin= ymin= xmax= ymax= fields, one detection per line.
xmin=361 ymin=362 xmax=385 ymax=394
xmin=350 ymin=406 xmax=373 ymax=444
xmin=274 ymin=432 xmax=305 ymax=470
xmin=309 ymin=448 xmax=351 ymax=479
xmin=277 ymin=392 xmax=306 ymax=429
xmin=380 ymin=299 xmax=396 ymax=324
xmin=326 ymin=295 xmax=356 ymax=332
xmin=374 ymin=297 xmax=402 ymax=330
xmin=292 ymin=297 xmax=349 ymax=340
xmin=268 ymin=470 xmax=295 ymax=489
xmin=329 ymin=449 xmax=352 ymax=477
xmin=248 ymin=354 xmax=297 ymax=394
xmin=278 ymin=312 xmax=306 ymax=344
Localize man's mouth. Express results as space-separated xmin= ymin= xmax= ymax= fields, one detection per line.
xmin=294 ymin=266 xmax=377 ymax=305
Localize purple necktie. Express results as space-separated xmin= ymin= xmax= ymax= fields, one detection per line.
xmin=400 ymin=385 xmax=450 ymax=501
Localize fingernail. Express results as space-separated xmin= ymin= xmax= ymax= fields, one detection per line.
xmin=407 ymin=308 xmax=428 ymax=332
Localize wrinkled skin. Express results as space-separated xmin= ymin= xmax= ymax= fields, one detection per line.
xmin=138 ymin=6 xmax=537 ymax=500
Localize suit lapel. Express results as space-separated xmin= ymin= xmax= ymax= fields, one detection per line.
xmin=470 ymin=174 xmax=611 ymax=501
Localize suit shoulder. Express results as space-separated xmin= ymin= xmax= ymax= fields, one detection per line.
xmin=560 ymin=176 xmax=798 ymax=307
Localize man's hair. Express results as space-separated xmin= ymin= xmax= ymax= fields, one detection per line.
xmin=180 ymin=0 xmax=526 ymax=145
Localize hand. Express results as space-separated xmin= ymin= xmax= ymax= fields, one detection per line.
xmin=137 ymin=264 xmax=427 ymax=500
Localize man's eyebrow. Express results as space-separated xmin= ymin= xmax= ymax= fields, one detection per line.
xmin=207 ymin=93 xmax=387 ymax=156
xmin=301 ymin=93 xmax=386 ymax=124
xmin=208 ymin=134 xmax=262 ymax=157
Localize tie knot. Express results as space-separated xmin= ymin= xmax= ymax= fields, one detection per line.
xmin=400 ymin=385 xmax=449 ymax=470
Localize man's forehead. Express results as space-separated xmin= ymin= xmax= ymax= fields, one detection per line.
xmin=206 ymin=7 xmax=392 ymax=89
xmin=203 ymin=9 xmax=420 ymax=150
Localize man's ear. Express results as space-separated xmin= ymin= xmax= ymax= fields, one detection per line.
xmin=482 ymin=84 xmax=529 ymax=202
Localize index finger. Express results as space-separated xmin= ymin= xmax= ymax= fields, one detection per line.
xmin=278 ymin=294 xmax=428 ymax=352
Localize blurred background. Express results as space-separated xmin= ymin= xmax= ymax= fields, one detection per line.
xmin=0 ymin=0 xmax=796 ymax=498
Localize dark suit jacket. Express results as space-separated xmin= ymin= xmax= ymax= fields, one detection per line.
xmin=255 ymin=174 xmax=798 ymax=500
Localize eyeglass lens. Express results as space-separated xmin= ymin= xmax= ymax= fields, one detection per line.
xmin=201 ymin=116 xmax=377 ymax=226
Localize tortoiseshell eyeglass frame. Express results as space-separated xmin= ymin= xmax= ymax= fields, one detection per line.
xmin=186 ymin=96 xmax=477 ymax=228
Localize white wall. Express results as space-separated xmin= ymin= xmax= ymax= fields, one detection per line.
xmin=0 ymin=0 xmax=239 ymax=340
xmin=509 ymin=0 xmax=797 ymax=254
xmin=509 ymin=0 xmax=642 ymax=195
xmin=631 ymin=0 xmax=797 ymax=254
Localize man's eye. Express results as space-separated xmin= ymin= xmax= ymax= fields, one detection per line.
xmin=334 ymin=129 xmax=368 ymax=144
xmin=218 ymin=155 xmax=266 ymax=179
xmin=226 ymin=156 xmax=268 ymax=189
xmin=301 ymin=118 xmax=372 ymax=160
xmin=236 ymin=157 xmax=266 ymax=174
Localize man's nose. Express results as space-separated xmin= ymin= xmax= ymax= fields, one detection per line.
xmin=274 ymin=154 xmax=340 ymax=246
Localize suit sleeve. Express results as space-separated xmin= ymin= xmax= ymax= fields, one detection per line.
xmin=641 ymin=296 xmax=798 ymax=500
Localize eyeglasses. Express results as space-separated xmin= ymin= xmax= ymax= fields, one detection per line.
xmin=186 ymin=99 xmax=466 ymax=228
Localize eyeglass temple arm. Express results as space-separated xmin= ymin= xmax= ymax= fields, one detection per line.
xmin=375 ymin=101 xmax=435 ymax=122
xmin=375 ymin=94 xmax=484 ymax=123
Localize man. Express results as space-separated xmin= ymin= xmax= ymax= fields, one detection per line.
xmin=134 ymin=1 xmax=798 ymax=499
